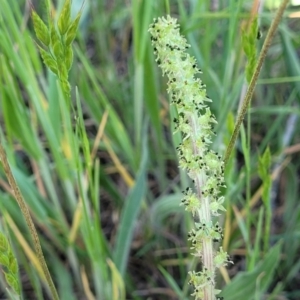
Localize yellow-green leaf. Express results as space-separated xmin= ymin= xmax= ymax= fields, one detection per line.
xmin=50 ymin=24 xmax=60 ymax=49
xmin=38 ymin=46 xmax=58 ymax=75
xmin=58 ymin=0 xmax=71 ymax=35
xmin=5 ymin=273 xmax=20 ymax=294
xmin=58 ymin=64 xmax=68 ymax=81
xmin=60 ymin=79 xmax=71 ymax=98
xmin=65 ymin=46 xmax=73 ymax=70
xmin=0 ymin=232 xmax=8 ymax=252
xmin=65 ymin=12 xmax=81 ymax=46
xmin=0 ymin=253 xmax=9 ymax=267
xmin=53 ymin=40 xmax=63 ymax=59
xmin=8 ymin=254 xmax=18 ymax=275
xmin=31 ymin=10 xmax=50 ymax=46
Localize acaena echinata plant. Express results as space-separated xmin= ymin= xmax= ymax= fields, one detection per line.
xmin=148 ymin=16 xmax=232 ymax=300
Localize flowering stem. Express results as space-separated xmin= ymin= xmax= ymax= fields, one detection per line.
xmin=149 ymin=16 xmax=231 ymax=300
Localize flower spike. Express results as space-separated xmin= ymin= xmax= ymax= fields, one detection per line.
xmin=149 ymin=15 xmax=231 ymax=300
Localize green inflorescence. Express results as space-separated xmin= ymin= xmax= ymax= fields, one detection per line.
xmin=31 ymin=0 xmax=82 ymax=100
xmin=149 ymin=15 xmax=232 ymax=300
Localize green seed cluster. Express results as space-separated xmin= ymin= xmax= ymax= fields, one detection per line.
xmin=32 ymin=0 xmax=81 ymax=99
xmin=149 ymin=16 xmax=232 ymax=299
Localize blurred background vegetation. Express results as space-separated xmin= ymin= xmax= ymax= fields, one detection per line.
xmin=0 ymin=0 xmax=300 ymax=299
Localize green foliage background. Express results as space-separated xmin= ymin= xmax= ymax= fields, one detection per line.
xmin=0 ymin=0 xmax=299 ymax=299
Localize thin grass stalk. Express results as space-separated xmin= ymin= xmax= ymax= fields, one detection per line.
xmin=0 ymin=143 xmax=59 ymax=300
xmin=224 ymin=0 xmax=290 ymax=165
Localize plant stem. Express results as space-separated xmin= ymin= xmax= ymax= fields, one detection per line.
xmin=224 ymin=0 xmax=290 ymax=165
xmin=0 ymin=142 xmax=59 ymax=300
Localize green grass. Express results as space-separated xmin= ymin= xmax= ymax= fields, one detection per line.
xmin=0 ymin=0 xmax=299 ymax=299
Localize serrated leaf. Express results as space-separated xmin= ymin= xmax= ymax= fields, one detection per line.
xmin=65 ymin=46 xmax=73 ymax=70
xmin=65 ymin=12 xmax=81 ymax=46
xmin=38 ymin=46 xmax=58 ymax=75
xmin=31 ymin=10 xmax=50 ymax=46
xmin=58 ymin=0 xmax=71 ymax=35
